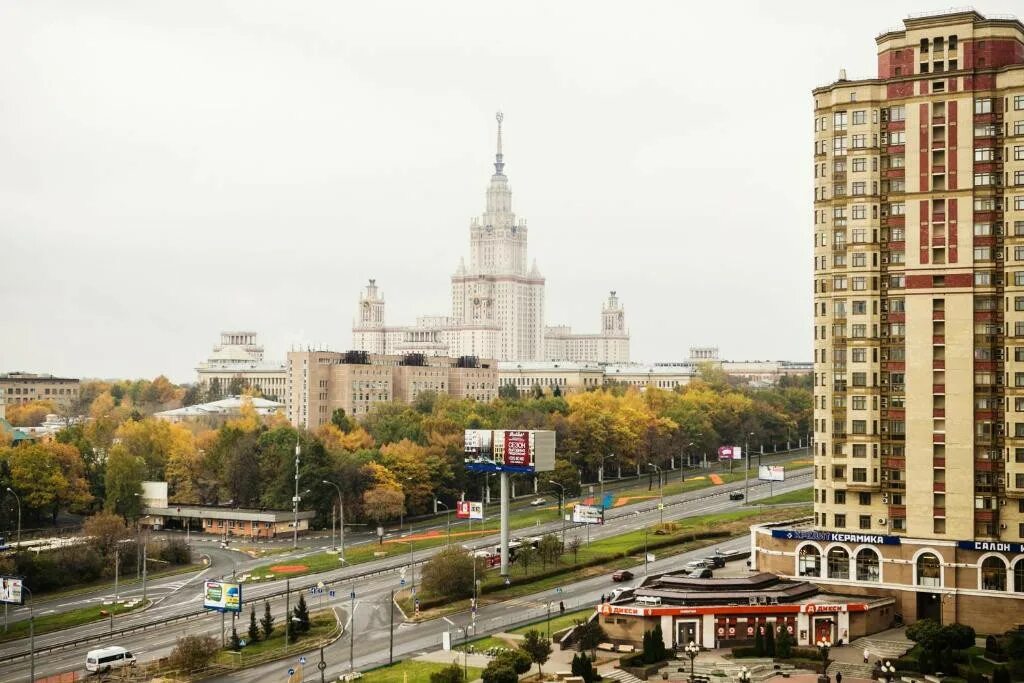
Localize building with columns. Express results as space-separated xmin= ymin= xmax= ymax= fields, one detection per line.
xmin=351 ymin=113 xmax=627 ymax=364
xmin=195 ymin=331 xmax=287 ymax=401
xmin=753 ymin=9 xmax=1024 ymax=634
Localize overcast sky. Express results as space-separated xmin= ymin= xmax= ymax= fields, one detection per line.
xmin=2 ymin=1 xmax=1016 ymax=383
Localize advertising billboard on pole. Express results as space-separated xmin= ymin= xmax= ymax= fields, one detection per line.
xmin=456 ymin=501 xmax=484 ymax=520
xmin=572 ymin=504 xmax=605 ymax=525
xmin=758 ymin=465 xmax=785 ymax=482
xmin=203 ymin=580 xmax=242 ymax=612
xmin=0 ymin=576 xmax=24 ymax=605
xmin=464 ymin=430 xmax=555 ymax=473
xmin=717 ymin=446 xmax=743 ymax=461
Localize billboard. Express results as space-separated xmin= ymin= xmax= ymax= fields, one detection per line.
xmin=758 ymin=465 xmax=785 ymax=482
xmin=572 ymin=504 xmax=605 ymax=525
xmin=717 ymin=446 xmax=743 ymax=461
xmin=456 ymin=501 xmax=484 ymax=520
xmin=203 ymin=580 xmax=242 ymax=612
xmin=0 ymin=576 xmax=24 ymax=605
xmin=464 ymin=430 xmax=555 ymax=473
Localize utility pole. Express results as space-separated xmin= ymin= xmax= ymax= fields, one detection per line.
xmin=141 ymin=537 xmax=147 ymax=604
xmin=285 ymin=578 xmax=290 ymax=650
xmin=389 ymin=589 xmax=395 ymax=664
xmin=110 ymin=546 xmax=119 ymax=634
xmin=744 ymin=432 xmax=754 ymax=502
xmin=349 ymin=586 xmax=356 ymax=672
xmin=293 ymin=440 xmax=301 ymax=550
xmin=23 ymin=586 xmax=33 ymax=683
xmin=548 ymin=480 xmax=566 ymax=546
xmin=6 ymin=488 xmax=21 ymax=547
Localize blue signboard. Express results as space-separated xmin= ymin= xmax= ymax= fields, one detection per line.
xmin=957 ymin=540 xmax=1024 ymax=553
xmin=771 ymin=529 xmax=902 ymax=545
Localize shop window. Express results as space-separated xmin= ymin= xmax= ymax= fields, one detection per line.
xmin=981 ymin=556 xmax=1007 ymax=591
xmin=916 ymin=552 xmax=941 ymax=587
xmin=827 ymin=547 xmax=850 ymax=579
xmin=798 ymin=545 xmax=822 ymax=577
xmin=855 ymin=547 xmax=880 ymax=582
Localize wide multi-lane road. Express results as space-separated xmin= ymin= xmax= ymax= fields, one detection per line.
xmin=0 ymin=467 xmax=811 ymax=682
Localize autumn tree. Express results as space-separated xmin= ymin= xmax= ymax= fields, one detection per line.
xmin=83 ymin=511 xmax=130 ymax=559
xmin=421 ymin=546 xmax=476 ymax=598
xmin=104 ymin=446 xmax=146 ymax=519
xmin=1 ymin=442 xmax=92 ymax=521
xmin=4 ymin=400 xmax=56 ymax=427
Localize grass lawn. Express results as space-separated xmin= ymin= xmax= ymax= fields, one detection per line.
xmin=400 ymin=505 xmax=812 ymax=618
xmin=214 ymin=610 xmax=338 ymax=666
xmin=0 ymin=599 xmax=149 ymax=643
xmin=463 ymin=634 xmax=516 ymax=651
xmin=508 ymin=608 xmax=593 ymax=636
xmin=31 ymin=561 xmax=203 ymax=604
xmin=358 ymin=659 xmax=483 ymax=682
xmin=752 ymin=487 xmax=813 ymax=505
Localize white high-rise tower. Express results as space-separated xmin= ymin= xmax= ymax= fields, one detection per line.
xmin=450 ymin=112 xmax=545 ymax=360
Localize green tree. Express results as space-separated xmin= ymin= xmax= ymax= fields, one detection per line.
xmin=547 ymin=459 xmax=582 ymax=497
xmin=572 ymin=651 xmax=597 ymax=683
xmin=182 ymin=384 xmax=202 ymax=407
xmin=567 ymin=535 xmax=582 ymax=565
xmin=754 ymin=626 xmax=765 ymax=656
xmin=331 ymin=408 xmax=354 ymax=433
xmin=481 ymin=663 xmax=517 ymax=683
xmin=775 ymin=625 xmax=794 ymax=659
xmin=516 ymin=543 xmax=537 ymax=575
xmin=494 ymin=649 xmax=531 ymax=675
xmin=421 ymin=546 xmax=476 ymax=598
xmin=538 ymin=533 xmax=562 ymax=569
xmin=764 ymin=622 xmax=776 ymax=657
xmin=293 ymin=593 xmax=311 ymax=634
xmin=519 ymin=629 xmax=552 ymax=678
xmin=498 ymin=383 xmax=520 ymax=400
xmin=103 ymin=445 xmax=146 ymax=519
xmin=82 ymin=512 xmax=130 ymax=560
xmin=430 ymin=663 xmax=465 ymax=683
xmin=248 ymin=605 xmax=260 ymax=643
xmin=261 ymin=601 xmax=274 ymax=640
xmin=575 ymin=618 xmax=607 ymax=658
xmin=206 ymin=378 xmax=223 ymax=402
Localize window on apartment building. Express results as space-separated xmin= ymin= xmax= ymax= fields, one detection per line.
xmin=1017 ymin=121 xmax=1024 ymax=136
xmin=834 ymin=137 xmax=847 ymax=154
xmin=890 ymin=155 xmax=905 ymax=168
xmin=1017 ymin=198 xmax=1024 ymax=211
xmin=852 ymin=301 xmax=867 ymax=315
xmin=890 ymin=202 xmax=906 ymax=215
xmin=1015 ymin=95 xmax=1024 ymax=111
xmin=852 ymin=110 xmax=866 ymax=125
xmin=975 ymin=247 xmax=993 ymax=261
xmin=834 ymin=490 xmax=847 ymax=505
xmin=852 ymin=157 xmax=866 ymax=172
xmin=975 ymin=98 xmax=993 ymax=114
xmin=975 ymin=148 xmax=995 ymax=161
xmin=975 ymin=173 xmax=997 ymax=187
xmin=852 ymin=205 xmax=866 ymax=220
xmin=851 ymin=134 xmax=867 ymax=149
xmin=859 ymin=515 xmax=872 ymax=530
xmin=852 ymin=182 xmax=866 ymax=195
xmin=834 ymin=111 xmax=848 ymax=130
xmin=852 ymin=468 xmax=868 ymax=482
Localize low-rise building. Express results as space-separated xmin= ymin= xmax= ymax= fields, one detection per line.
xmin=154 ymin=396 xmax=285 ymax=424
xmin=287 ymin=350 xmax=498 ymax=429
xmin=597 ymin=567 xmax=893 ymax=649
xmin=139 ymin=481 xmax=314 ymax=539
xmin=0 ymin=372 xmax=80 ymax=407
xmin=603 ymin=364 xmax=694 ymax=391
xmin=498 ymin=361 xmax=605 ymax=395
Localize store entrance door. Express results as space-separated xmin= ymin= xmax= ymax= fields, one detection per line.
xmin=677 ymin=620 xmax=699 ymax=648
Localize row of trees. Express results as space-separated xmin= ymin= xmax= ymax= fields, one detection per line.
xmin=0 ymin=368 xmax=810 ymax=531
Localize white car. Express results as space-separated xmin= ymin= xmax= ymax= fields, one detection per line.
xmin=529 ymin=498 xmax=547 ymax=506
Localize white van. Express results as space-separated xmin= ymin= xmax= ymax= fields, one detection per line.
xmin=635 ymin=595 xmax=662 ymax=606
xmin=86 ymin=646 xmax=136 ymax=673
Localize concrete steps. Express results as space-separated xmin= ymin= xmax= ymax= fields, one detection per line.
xmin=828 ymin=660 xmax=878 ymax=681
xmin=604 ymin=668 xmax=645 ymax=683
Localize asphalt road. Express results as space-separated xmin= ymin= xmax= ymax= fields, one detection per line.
xmin=0 ymin=469 xmax=811 ymax=682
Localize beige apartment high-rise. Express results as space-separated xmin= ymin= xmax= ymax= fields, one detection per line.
xmin=286 ymin=350 xmax=497 ymax=429
xmin=753 ymin=10 xmax=1024 ymax=634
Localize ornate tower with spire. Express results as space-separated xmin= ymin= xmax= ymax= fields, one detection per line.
xmin=351 ymin=278 xmax=388 ymax=354
xmin=450 ymin=112 xmax=545 ymax=361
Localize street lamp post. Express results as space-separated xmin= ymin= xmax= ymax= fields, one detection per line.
xmin=5 ymin=488 xmax=21 ymax=547
xmin=433 ymin=498 xmax=451 ymax=546
xmin=598 ymin=454 xmax=615 ymax=502
xmin=547 ymin=480 xmax=566 ymax=546
xmin=293 ymin=440 xmax=301 ymax=550
xmin=744 ymin=432 xmax=754 ymax=501
xmin=648 ymin=464 xmax=664 ymax=526
xmin=684 ymin=640 xmax=700 ymax=682
xmin=321 ymin=480 xmax=345 ymax=562
xmin=880 ymin=660 xmax=896 ymax=683
xmin=816 ymin=638 xmax=832 ymax=683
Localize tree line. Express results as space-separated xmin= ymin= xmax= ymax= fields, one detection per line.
xmin=0 ymin=367 xmax=810 ymax=531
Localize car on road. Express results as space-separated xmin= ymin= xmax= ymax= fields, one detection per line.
xmin=529 ymin=498 xmax=547 ymax=507
xmin=703 ymin=556 xmax=726 ymax=569
xmin=729 ymin=492 xmax=745 ymax=501
xmin=684 ymin=559 xmax=709 ymax=572
xmin=86 ymin=646 xmax=136 ymax=673
xmin=687 ymin=568 xmax=714 ymax=579
xmin=612 ymin=569 xmax=634 ymax=582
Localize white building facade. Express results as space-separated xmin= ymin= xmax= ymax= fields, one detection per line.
xmin=352 ymin=113 xmax=625 ymax=364
xmin=544 ymin=291 xmax=629 ymax=363
xmin=195 ymin=331 xmax=287 ymax=400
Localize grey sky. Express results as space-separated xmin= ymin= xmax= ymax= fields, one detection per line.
xmin=1 ymin=1 xmax=1010 ymax=383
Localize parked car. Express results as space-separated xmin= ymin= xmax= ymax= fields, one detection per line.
xmin=687 ymin=568 xmax=714 ymax=579
xmin=729 ymin=492 xmax=745 ymax=501
xmin=684 ymin=560 xmax=709 ymax=572
xmin=612 ymin=570 xmax=634 ymax=582
xmin=704 ymin=556 xmax=726 ymax=569
xmin=529 ymin=498 xmax=547 ymax=507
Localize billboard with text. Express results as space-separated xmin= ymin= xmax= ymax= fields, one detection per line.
xmin=203 ymin=580 xmax=242 ymax=612
xmin=758 ymin=465 xmax=785 ymax=482
xmin=456 ymin=501 xmax=484 ymax=520
xmin=464 ymin=430 xmax=555 ymax=473
xmin=0 ymin=576 xmax=24 ymax=605
xmin=572 ymin=504 xmax=605 ymax=525
xmin=717 ymin=446 xmax=743 ymax=461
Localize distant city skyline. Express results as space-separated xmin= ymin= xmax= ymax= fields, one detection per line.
xmin=1 ymin=0 xmax=988 ymax=382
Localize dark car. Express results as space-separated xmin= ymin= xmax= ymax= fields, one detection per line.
xmin=704 ymin=556 xmax=726 ymax=569
xmin=729 ymin=492 xmax=745 ymax=501
xmin=687 ymin=568 xmax=713 ymax=579
xmin=612 ymin=570 xmax=634 ymax=582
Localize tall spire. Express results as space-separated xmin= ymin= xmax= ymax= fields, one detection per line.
xmin=494 ymin=111 xmax=505 ymax=176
